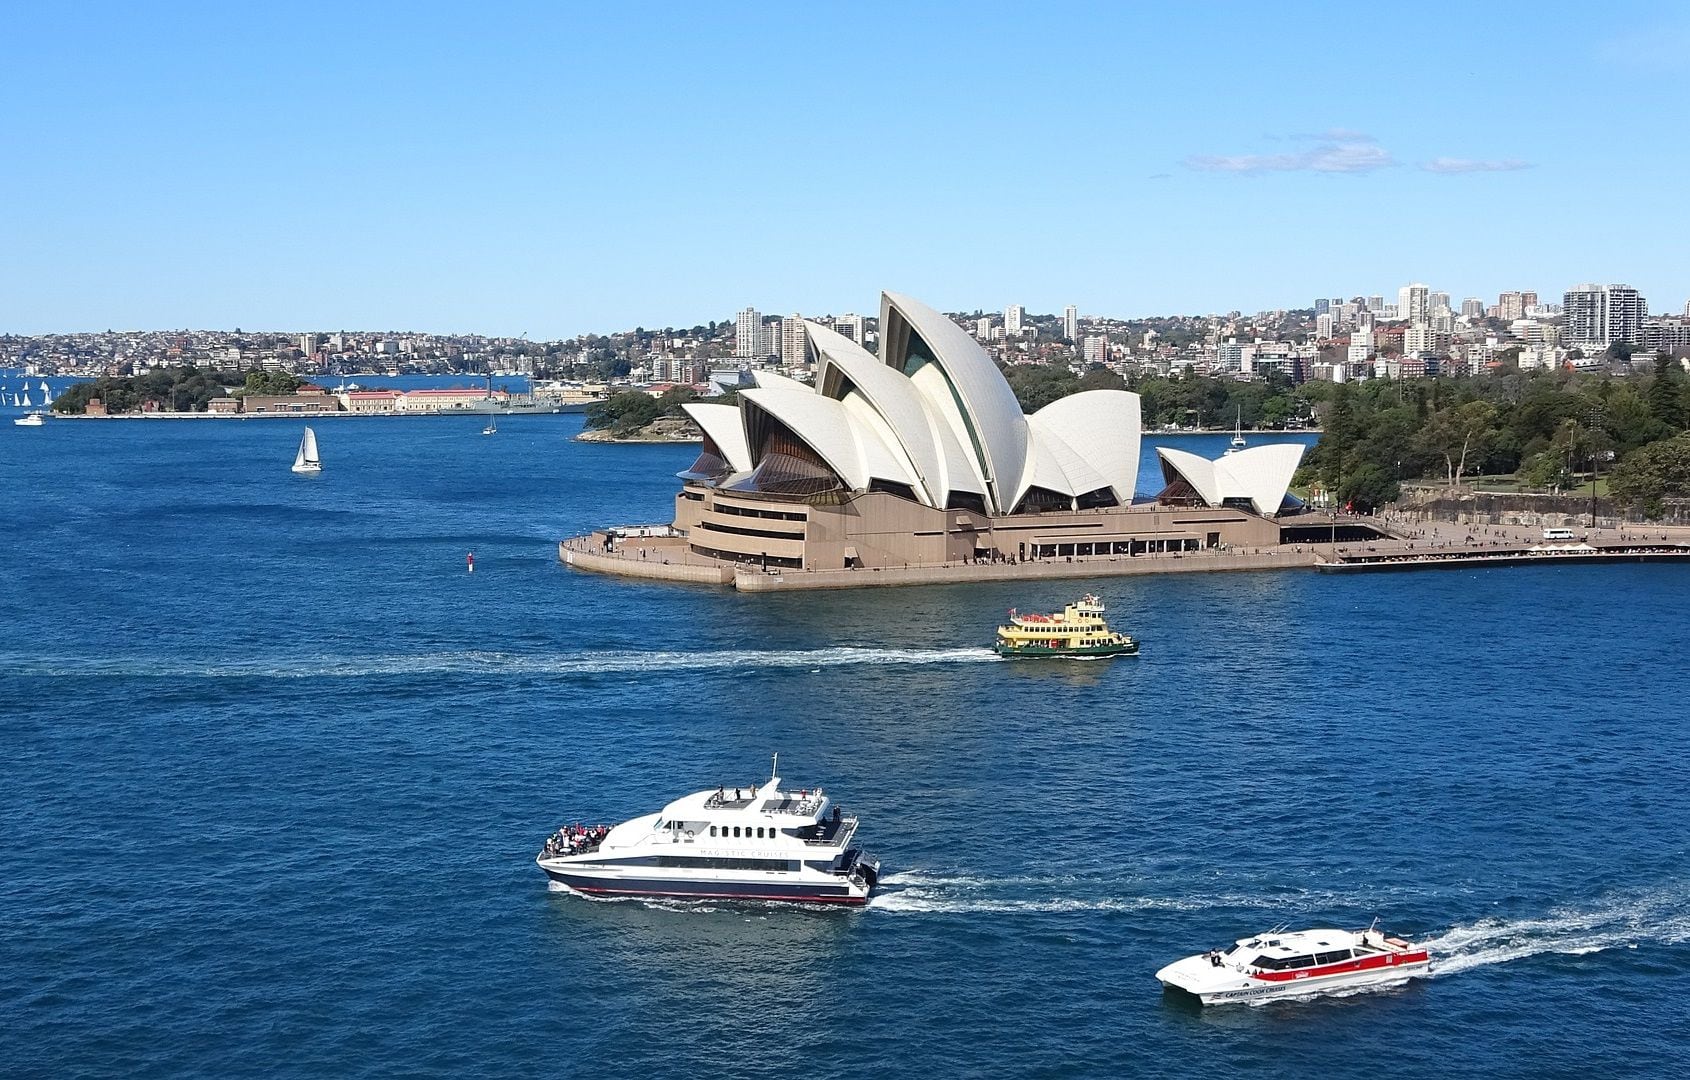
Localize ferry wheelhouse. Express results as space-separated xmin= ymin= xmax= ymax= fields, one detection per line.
xmin=993 ymin=594 xmax=1139 ymax=658
xmin=536 ymin=759 xmax=879 ymax=905
xmin=1156 ymin=925 xmax=1430 ymax=1005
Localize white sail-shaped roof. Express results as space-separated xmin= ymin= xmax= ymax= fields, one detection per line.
xmin=1018 ymin=423 xmax=1110 ymax=505
xmin=751 ymin=369 xmax=813 ymax=394
xmin=1022 ymin=390 xmax=1142 ymax=507
xmin=688 ymin=291 xmax=1143 ymax=515
xmin=739 ymin=387 xmax=919 ymax=494
xmin=681 ymin=402 xmax=753 ymax=473
xmin=880 ymin=291 xmax=1028 ymax=512
xmin=809 ymin=322 xmax=942 ymax=505
xmin=1157 ymin=443 xmax=1306 ymax=516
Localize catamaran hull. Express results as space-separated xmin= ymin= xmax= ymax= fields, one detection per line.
xmin=541 ymin=867 xmax=868 ymax=904
xmin=1159 ymin=960 xmax=1431 ymax=1005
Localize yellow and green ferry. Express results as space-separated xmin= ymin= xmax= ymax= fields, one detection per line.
xmin=993 ymin=595 xmax=1139 ymax=659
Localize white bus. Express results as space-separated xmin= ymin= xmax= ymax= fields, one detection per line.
xmin=1542 ymin=527 xmax=1577 ymax=540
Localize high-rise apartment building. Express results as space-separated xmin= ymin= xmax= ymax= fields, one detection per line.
xmin=1461 ymin=298 xmax=1485 ymax=320
xmin=975 ymin=317 xmax=991 ymax=340
xmin=1430 ymin=292 xmax=1451 ymax=317
xmin=1064 ymin=305 xmax=1078 ymax=343
xmin=1399 ymin=283 xmax=1430 ymax=325
xmin=1083 ymin=335 xmax=1108 ymax=362
xmin=832 ymin=313 xmax=864 ymax=346
xmin=1005 ymin=304 xmax=1025 ymax=336
xmin=1563 ymin=284 xmax=1648 ymax=348
xmin=734 ymin=308 xmax=763 ymax=359
xmin=779 ymin=314 xmax=810 ymax=365
xmin=1316 ymin=313 xmax=1335 ymax=339
xmin=1498 ymin=292 xmax=1526 ymax=322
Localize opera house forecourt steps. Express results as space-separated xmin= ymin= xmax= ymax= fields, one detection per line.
xmin=560 ymin=290 xmax=1339 ymax=591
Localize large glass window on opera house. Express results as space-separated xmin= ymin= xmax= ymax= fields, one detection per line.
xmin=732 ymin=417 xmax=844 ymax=497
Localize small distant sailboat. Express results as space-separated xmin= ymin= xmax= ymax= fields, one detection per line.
xmin=482 ymin=418 xmax=498 ymax=436
xmin=291 ymin=426 xmax=322 ymax=474
xmin=20 ymin=390 xmax=32 ymax=408
xmin=1225 ymin=408 xmax=1246 ymax=455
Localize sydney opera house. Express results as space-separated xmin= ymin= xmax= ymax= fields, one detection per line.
xmin=579 ymin=291 xmax=1309 ymax=577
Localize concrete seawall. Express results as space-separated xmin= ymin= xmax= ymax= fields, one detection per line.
xmin=559 ymin=539 xmax=1316 ymax=591
xmin=561 ymin=544 xmax=733 ymax=585
xmin=732 ymin=550 xmax=1317 ymax=591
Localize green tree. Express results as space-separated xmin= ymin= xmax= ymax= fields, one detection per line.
xmin=1608 ymin=433 xmax=1690 ymax=517
xmin=1647 ymin=354 xmax=1683 ymax=431
xmin=584 ymin=390 xmax=662 ymax=435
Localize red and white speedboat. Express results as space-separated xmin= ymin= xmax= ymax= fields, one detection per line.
xmin=1156 ymin=924 xmax=1430 ymax=1005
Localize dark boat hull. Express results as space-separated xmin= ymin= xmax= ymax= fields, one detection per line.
xmin=541 ymin=868 xmax=868 ymax=905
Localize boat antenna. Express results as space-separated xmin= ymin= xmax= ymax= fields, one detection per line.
xmin=771 ymin=752 xmax=778 ymax=782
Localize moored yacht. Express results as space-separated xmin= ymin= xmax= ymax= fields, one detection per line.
xmin=536 ymin=758 xmax=880 ymax=904
xmin=1156 ymin=924 xmax=1430 ymax=1005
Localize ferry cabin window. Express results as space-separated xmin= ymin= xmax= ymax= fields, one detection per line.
xmin=1314 ymin=950 xmax=1352 ymax=965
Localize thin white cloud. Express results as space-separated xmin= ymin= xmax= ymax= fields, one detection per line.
xmin=1187 ymin=131 xmax=1534 ymax=177
xmin=1185 ymin=134 xmax=1394 ymax=174
xmin=1422 ymin=157 xmax=1533 ymax=174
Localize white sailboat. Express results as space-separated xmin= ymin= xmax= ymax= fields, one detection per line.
xmin=1227 ymin=407 xmax=1246 ymax=453
xmin=482 ymin=418 xmax=498 ymax=435
xmin=291 ymin=427 xmax=322 ymax=474
xmin=21 ymin=390 xmax=32 ymax=408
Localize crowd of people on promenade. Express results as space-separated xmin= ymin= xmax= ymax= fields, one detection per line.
xmin=542 ymin=824 xmax=609 ymax=857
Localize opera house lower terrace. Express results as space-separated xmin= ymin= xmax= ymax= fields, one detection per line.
xmin=561 ymin=291 xmax=1379 ymax=591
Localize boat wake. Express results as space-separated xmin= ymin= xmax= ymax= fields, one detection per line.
xmin=869 ymin=872 xmax=1441 ymax=917
xmin=10 ymin=646 xmax=1001 ymax=680
xmin=1423 ymin=887 xmax=1690 ymax=977
xmin=870 ymin=872 xmax=1229 ymax=915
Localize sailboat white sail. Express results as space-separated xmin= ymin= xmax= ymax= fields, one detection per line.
xmin=21 ymin=390 xmax=32 ymax=408
xmin=291 ymin=427 xmax=322 ymax=474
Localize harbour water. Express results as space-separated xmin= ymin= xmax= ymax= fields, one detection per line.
xmin=3 ymin=415 xmax=1686 ymax=1078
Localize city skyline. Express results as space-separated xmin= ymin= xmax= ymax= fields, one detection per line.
xmin=4 ymin=2 xmax=1689 ymax=337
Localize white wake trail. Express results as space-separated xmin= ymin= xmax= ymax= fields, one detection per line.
xmin=13 ymin=646 xmax=1001 ymax=680
xmin=1424 ymin=887 xmax=1690 ymax=977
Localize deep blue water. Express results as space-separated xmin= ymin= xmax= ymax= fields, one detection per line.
xmin=2 ymin=414 xmax=1685 ymax=1079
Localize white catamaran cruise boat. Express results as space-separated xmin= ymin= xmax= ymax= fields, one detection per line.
xmin=1156 ymin=923 xmax=1430 ymax=1005
xmin=536 ymin=758 xmax=880 ymax=904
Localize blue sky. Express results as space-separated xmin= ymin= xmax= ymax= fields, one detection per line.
xmin=3 ymin=1 xmax=1688 ymax=337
